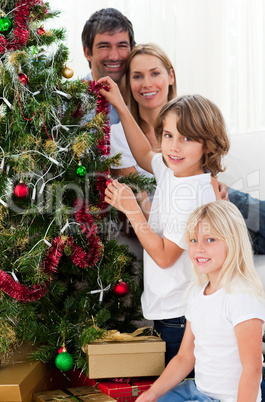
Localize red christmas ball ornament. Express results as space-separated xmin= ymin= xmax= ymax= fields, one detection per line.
xmin=18 ymin=73 xmax=28 ymax=85
xmin=37 ymin=26 xmax=46 ymax=35
xmin=58 ymin=346 xmax=68 ymax=354
xmin=14 ymin=183 xmax=29 ymax=199
xmin=113 ymin=280 xmax=129 ymax=297
xmin=106 ymin=177 xmax=113 ymax=186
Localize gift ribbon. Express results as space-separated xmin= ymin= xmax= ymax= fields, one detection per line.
xmin=82 ymin=326 xmax=161 ymax=352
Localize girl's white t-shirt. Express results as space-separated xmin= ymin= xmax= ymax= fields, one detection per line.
xmin=186 ymin=283 xmax=265 ymax=402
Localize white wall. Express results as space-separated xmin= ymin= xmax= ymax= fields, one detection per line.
xmin=47 ymin=0 xmax=265 ymax=136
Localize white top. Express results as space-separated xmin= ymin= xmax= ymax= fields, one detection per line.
xmin=141 ymin=153 xmax=216 ymax=320
xmin=186 ymin=282 xmax=265 ymax=402
xmin=110 ymin=122 xmax=153 ymax=178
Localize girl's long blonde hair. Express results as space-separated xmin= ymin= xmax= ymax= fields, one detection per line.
xmin=186 ymin=200 xmax=265 ymax=299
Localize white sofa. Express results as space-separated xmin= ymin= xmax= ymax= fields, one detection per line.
xmin=218 ymin=131 xmax=265 ymax=286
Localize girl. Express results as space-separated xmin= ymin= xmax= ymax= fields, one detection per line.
xmin=99 ymin=74 xmax=230 ymax=364
xmin=135 ymin=200 xmax=265 ymax=402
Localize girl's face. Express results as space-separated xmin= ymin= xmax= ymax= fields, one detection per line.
xmin=129 ymin=54 xmax=174 ymax=112
xmin=161 ymin=112 xmax=205 ymax=177
xmin=188 ymin=221 xmax=228 ymax=285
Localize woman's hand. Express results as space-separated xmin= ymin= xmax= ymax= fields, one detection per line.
xmin=105 ymin=179 xmax=140 ymax=215
xmin=97 ymin=76 xmax=126 ymax=111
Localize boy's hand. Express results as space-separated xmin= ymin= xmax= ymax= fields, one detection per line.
xmin=105 ymin=179 xmax=139 ymax=215
xmin=97 ymin=76 xmax=125 ymax=110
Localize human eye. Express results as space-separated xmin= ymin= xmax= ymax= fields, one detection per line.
xmin=163 ymin=131 xmax=172 ymax=138
xmin=206 ymin=238 xmax=215 ymax=243
xmin=132 ymin=74 xmax=141 ymax=80
xmin=97 ymin=44 xmax=109 ymax=49
xmin=190 ymin=238 xmax=197 ymax=243
xmin=119 ymin=43 xmax=130 ymax=49
xmin=183 ymin=136 xmax=192 ymax=142
xmin=152 ymin=71 xmax=160 ymax=77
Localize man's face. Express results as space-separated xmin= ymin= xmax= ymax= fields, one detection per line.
xmin=84 ymin=31 xmax=131 ymax=83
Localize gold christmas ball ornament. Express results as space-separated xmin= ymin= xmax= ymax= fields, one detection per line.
xmin=62 ymin=65 xmax=74 ymax=79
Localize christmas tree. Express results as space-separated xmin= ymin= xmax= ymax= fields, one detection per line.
xmin=0 ymin=0 xmax=154 ymax=372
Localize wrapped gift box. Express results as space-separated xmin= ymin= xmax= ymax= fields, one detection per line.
xmin=34 ymin=387 xmax=116 ymax=402
xmin=33 ymin=389 xmax=75 ymax=402
xmin=98 ymin=378 xmax=157 ymax=402
xmin=67 ymin=386 xmax=116 ymax=402
xmin=83 ymin=340 xmax=165 ymax=379
xmin=0 ymin=344 xmax=48 ymax=402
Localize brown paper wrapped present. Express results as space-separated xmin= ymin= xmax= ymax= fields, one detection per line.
xmin=82 ymin=327 xmax=165 ymax=379
xmin=34 ymin=387 xmax=116 ymax=402
xmin=67 ymin=387 xmax=116 ymax=402
xmin=33 ymin=390 xmax=75 ymax=402
xmin=0 ymin=344 xmax=48 ymax=402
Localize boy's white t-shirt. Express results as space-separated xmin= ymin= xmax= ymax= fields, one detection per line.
xmin=186 ymin=283 xmax=265 ymax=402
xmin=141 ymin=153 xmax=216 ymax=320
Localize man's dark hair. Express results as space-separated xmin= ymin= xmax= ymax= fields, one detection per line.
xmin=82 ymin=8 xmax=135 ymax=55
xmin=82 ymin=8 xmax=135 ymax=54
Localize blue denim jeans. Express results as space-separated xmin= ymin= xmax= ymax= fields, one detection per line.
xmin=261 ymin=367 xmax=265 ymax=401
xmin=154 ymin=316 xmax=186 ymax=365
xmin=228 ymin=188 xmax=265 ymax=254
xmin=158 ymin=379 xmax=220 ymax=402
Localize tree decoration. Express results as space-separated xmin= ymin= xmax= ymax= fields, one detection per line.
xmin=14 ymin=182 xmax=29 ymax=198
xmin=0 ymin=15 xmax=12 ymax=32
xmin=76 ymin=163 xmax=87 ymax=177
xmin=37 ymin=26 xmax=45 ymax=35
xmin=0 ymin=1 xmax=47 ymax=54
xmin=87 ymin=81 xmax=110 ymax=156
xmin=113 ymin=280 xmax=129 ymax=297
xmin=58 ymin=346 xmax=68 ymax=354
xmin=55 ymin=350 xmax=74 ymax=371
xmin=18 ymin=72 xmax=28 ymax=85
xmin=0 ymin=0 xmax=146 ymax=371
xmin=62 ymin=65 xmax=74 ymax=79
xmin=106 ymin=175 xmax=113 ymax=187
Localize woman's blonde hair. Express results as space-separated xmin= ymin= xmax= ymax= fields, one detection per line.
xmin=125 ymin=43 xmax=177 ymax=127
xmin=185 ymin=200 xmax=265 ymax=298
xmin=154 ymin=95 xmax=230 ymax=177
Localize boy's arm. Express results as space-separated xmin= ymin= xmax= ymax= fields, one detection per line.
xmin=105 ymin=180 xmax=183 ymax=268
xmin=135 ymin=321 xmax=195 ymax=402
xmin=235 ymin=318 xmax=263 ymax=402
xmin=98 ymin=76 xmax=154 ymax=174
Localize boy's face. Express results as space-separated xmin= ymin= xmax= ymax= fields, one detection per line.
xmin=161 ymin=112 xmax=205 ymax=177
xmin=84 ymin=31 xmax=131 ymax=84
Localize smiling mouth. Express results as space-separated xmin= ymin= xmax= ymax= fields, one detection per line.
xmin=196 ymin=258 xmax=210 ymax=263
xmin=142 ymin=91 xmax=158 ymax=97
xmin=169 ymin=156 xmax=184 ymax=161
xmin=104 ymin=63 xmax=122 ymax=69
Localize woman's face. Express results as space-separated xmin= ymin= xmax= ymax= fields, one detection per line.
xmin=129 ymin=54 xmax=174 ymax=112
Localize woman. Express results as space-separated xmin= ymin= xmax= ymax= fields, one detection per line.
xmin=110 ymin=43 xmax=177 ymax=179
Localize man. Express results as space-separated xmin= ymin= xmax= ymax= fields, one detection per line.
xmin=82 ymin=8 xmax=135 ymax=125
xmin=81 ymin=8 xmax=265 ymax=254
